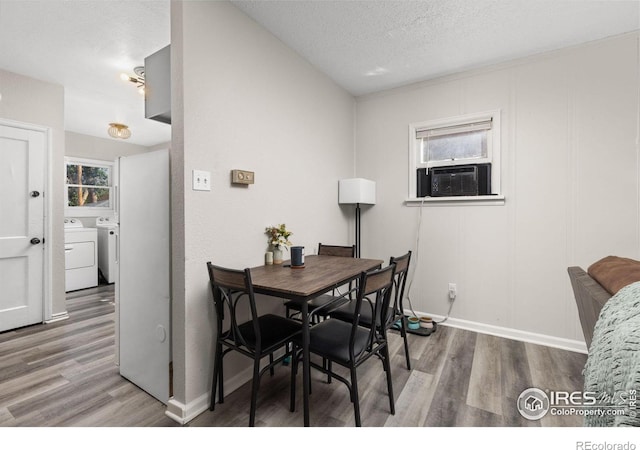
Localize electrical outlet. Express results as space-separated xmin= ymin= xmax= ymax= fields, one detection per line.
xmin=448 ymin=283 xmax=457 ymax=300
xmin=192 ymin=170 xmax=211 ymax=191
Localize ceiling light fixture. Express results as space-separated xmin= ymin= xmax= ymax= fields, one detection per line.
xmin=120 ymin=66 xmax=145 ymax=95
xmin=108 ymin=123 xmax=131 ymax=139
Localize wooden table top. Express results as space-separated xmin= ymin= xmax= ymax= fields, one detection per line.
xmin=250 ymin=255 xmax=383 ymax=301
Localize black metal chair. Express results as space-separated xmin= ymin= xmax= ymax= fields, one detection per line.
xmin=284 ymin=243 xmax=356 ymax=324
xmin=330 ymin=251 xmax=412 ymax=370
xmin=290 ymin=263 xmax=397 ymax=426
xmin=207 ymin=262 xmax=302 ymax=427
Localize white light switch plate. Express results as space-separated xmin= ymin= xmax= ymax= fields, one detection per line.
xmin=192 ymin=170 xmax=211 ymax=191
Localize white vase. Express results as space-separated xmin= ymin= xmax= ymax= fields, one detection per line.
xmin=273 ymin=248 xmax=283 ymax=264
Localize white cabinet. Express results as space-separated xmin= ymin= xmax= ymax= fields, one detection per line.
xmin=144 ymin=45 xmax=171 ymax=124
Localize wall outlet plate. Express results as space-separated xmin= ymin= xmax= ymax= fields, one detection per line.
xmin=231 ymin=169 xmax=254 ymax=185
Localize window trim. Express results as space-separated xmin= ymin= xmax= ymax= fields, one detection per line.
xmin=407 ymin=109 xmax=502 ymax=204
xmin=64 ymin=156 xmax=115 ymax=217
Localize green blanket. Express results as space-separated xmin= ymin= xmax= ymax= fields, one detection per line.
xmin=583 ymin=281 xmax=640 ymax=426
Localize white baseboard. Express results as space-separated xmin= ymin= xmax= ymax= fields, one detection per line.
xmin=164 ymin=364 xmax=256 ymax=425
xmin=45 ymin=311 xmax=69 ymax=324
xmin=165 ymin=346 xmax=289 ymax=424
xmin=165 ymin=398 xmax=188 ymax=424
xmin=165 ymin=393 xmax=208 ymax=425
xmin=407 ymin=310 xmax=588 ymax=354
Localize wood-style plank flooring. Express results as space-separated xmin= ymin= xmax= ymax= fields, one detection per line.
xmin=0 ymin=285 xmax=587 ymax=427
xmin=0 ymin=285 xmax=176 ymax=427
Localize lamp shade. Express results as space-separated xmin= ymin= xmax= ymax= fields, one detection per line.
xmin=339 ymin=178 xmax=376 ymax=205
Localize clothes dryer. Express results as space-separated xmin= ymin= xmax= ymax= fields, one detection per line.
xmin=96 ymin=216 xmax=118 ymax=284
xmin=64 ymin=218 xmax=98 ymax=292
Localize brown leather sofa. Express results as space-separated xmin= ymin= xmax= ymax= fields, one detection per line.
xmin=567 ymin=266 xmax=612 ymax=349
xmin=568 ymin=256 xmax=640 ymax=349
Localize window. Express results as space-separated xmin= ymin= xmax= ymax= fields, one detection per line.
xmin=408 ymin=110 xmax=503 ymax=203
xmin=65 ymin=157 xmax=114 ymax=214
xmin=418 ymin=121 xmax=490 ymax=166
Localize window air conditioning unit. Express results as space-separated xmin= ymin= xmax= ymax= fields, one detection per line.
xmin=417 ymin=164 xmax=491 ymax=197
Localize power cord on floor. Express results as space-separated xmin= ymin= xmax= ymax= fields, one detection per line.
xmin=404 ymin=197 xmax=455 ymax=325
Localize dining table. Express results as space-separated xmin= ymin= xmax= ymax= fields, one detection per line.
xmin=250 ymin=254 xmax=383 ymax=426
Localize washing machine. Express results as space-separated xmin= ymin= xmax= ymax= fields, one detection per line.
xmin=96 ymin=216 xmax=118 ymax=284
xmin=64 ymin=218 xmax=98 ymax=292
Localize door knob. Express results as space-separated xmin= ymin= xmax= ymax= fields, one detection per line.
xmin=30 ymin=238 xmax=41 ymax=245
xmin=30 ymin=191 xmax=40 ymax=197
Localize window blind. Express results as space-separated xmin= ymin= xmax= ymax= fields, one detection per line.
xmin=416 ymin=119 xmax=492 ymax=139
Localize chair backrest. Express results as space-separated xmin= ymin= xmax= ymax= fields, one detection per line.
xmin=206 ymin=262 xmax=262 ymax=352
xmin=318 ymin=243 xmax=356 ymax=258
xmin=387 ymin=251 xmax=412 ymax=329
xmin=319 ymin=243 xmax=357 ymax=296
xmin=350 ymin=263 xmax=396 ymax=361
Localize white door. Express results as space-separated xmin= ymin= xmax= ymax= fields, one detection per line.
xmin=118 ymin=149 xmax=170 ymax=404
xmin=0 ymin=124 xmax=45 ymax=332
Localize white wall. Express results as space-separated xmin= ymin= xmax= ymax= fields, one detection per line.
xmin=65 ymin=131 xmax=151 ymax=227
xmin=65 ymin=130 xmax=149 ymax=161
xmin=0 ymin=68 xmax=66 ymax=317
xmin=355 ymin=32 xmax=640 ymax=349
xmin=169 ymin=0 xmax=355 ymax=421
xmin=148 ymin=141 xmax=171 ymax=152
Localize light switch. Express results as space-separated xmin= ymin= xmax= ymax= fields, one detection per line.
xmin=192 ymin=170 xmax=211 ymax=191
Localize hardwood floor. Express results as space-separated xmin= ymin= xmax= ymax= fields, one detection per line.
xmin=0 ymin=285 xmax=587 ymax=427
xmin=190 ymin=324 xmax=587 ymax=427
xmin=0 ymin=285 xmax=176 ymax=427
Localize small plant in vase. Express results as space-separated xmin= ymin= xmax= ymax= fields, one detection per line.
xmin=265 ymin=224 xmax=292 ymax=264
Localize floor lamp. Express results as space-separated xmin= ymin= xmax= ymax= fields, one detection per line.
xmin=338 ymin=178 xmax=376 ymax=258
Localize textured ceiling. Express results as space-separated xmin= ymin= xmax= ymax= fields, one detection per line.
xmin=0 ymin=0 xmax=170 ymax=147
xmin=233 ymin=0 xmax=640 ymax=96
xmin=0 ymin=1 xmax=638 ymax=146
